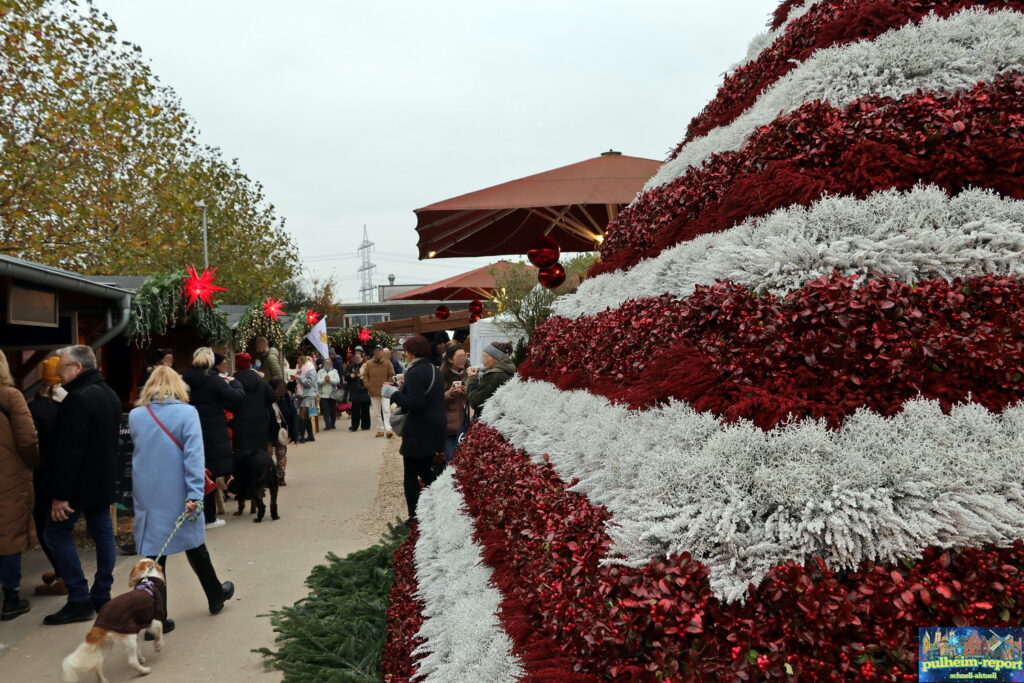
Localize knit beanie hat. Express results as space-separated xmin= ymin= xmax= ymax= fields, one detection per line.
xmin=40 ymin=356 xmax=61 ymax=386
xmin=483 ymin=343 xmax=508 ymax=362
xmin=213 ymin=352 xmax=226 ymax=368
xmin=235 ymin=353 xmax=253 ymax=371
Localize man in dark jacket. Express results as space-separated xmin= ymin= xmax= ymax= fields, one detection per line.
xmin=182 ymin=348 xmax=245 ymax=527
xmin=43 ymin=345 xmax=122 ymax=625
xmin=231 ymin=353 xmax=274 ymax=453
xmin=382 ymin=336 xmax=445 ymax=521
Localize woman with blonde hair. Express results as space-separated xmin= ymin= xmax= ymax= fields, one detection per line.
xmin=129 ymin=366 xmax=235 ymax=632
xmin=0 ymin=349 xmax=39 ymax=620
xmin=182 ymin=347 xmax=244 ymax=528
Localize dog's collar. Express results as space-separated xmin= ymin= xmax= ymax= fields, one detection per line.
xmin=134 ymin=577 xmax=158 ymax=597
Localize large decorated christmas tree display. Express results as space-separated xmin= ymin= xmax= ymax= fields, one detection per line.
xmin=383 ymin=1 xmax=1024 ymax=680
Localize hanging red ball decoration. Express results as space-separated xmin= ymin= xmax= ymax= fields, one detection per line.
xmin=182 ymin=265 xmax=228 ymax=309
xmin=468 ymin=312 xmax=482 ymax=324
xmin=306 ymin=309 xmax=321 ymax=326
xmin=262 ymin=297 xmax=285 ymax=320
xmin=434 ymin=305 xmax=451 ymax=321
xmin=538 ymin=263 xmax=567 ymax=289
xmin=358 ymin=327 xmax=373 ymax=343
xmin=527 ymin=234 xmax=561 ymax=269
xmin=468 ymin=299 xmax=484 ymax=315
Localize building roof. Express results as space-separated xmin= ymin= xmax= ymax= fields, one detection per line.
xmin=0 ymin=255 xmax=134 ymax=298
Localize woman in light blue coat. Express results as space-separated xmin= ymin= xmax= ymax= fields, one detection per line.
xmin=129 ymin=366 xmax=235 ymax=631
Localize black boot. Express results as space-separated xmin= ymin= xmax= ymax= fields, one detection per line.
xmin=270 ymin=503 xmax=279 ymax=521
xmin=304 ymin=418 xmax=315 ymax=442
xmin=209 ymin=582 xmax=235 ymax=615
xmin=1 ymin=590 xmax=29 ymax=621
xmin=42 ymin=599 xmax=93 ymax=625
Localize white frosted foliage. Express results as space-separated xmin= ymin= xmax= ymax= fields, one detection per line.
xmin=483 ymin=378 xmax=1024 ymax=603
xmin=412 ymin=470 xmax=523 ymax=681
xmin=555 ymin=186 xmax=1024 ymax=318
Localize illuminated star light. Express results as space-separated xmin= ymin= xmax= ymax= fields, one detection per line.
xmin=182 ymin=265 xmax=227 ymax=309
xmin=306 ymin=309 xmax=321 ymax=326
xmin=262 ymin=297 xmax=285 ymax=320
xmin=358 ymin=327 xmax=373 ymax=343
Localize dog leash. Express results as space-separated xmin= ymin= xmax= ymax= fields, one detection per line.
xmin=143 ymin=501 xmax=205 ymax=577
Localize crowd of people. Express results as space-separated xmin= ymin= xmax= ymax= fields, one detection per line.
xmin=0 ymin=332 xmax=517 ymax=627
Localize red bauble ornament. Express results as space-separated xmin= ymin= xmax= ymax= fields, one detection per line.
xmin=434 ymin=305 xmax=451 ymax=320
xmin=182 ymin=265 xmax=227 ymax=309
xmin=527 ymin=234 xmax=561 ymax=269
xmin=358 ymin=327 xmax=373 ymax=343
xmin=538 ymin=263 xmax=566 ymax=289
xmin=468 ymin=299 xmax=484 ymax=315
xmin=306 ymin=309 xmax=321 ymax=326
xmin=468 ymin=312 xmax=482 ymax=324
xmin=262 ymin=297 xmax=285 ymax=320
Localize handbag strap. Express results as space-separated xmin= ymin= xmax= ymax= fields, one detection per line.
xmin=146 ymin=404 xmax=183 ymax=451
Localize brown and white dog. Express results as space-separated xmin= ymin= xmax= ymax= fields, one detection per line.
xmin=61 ymin=559 xmax=167 ymax=682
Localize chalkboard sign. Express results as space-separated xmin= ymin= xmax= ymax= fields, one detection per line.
xmin=115 ymin=414 xmax=133 ymax=511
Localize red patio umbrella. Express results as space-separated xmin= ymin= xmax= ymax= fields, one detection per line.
xmin=388 ymin=261 xmax=534 ymax=301
xmin=414 ymin=151 xmax=660 ymax=259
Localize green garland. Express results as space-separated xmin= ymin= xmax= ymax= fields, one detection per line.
xmin=127 ymin=270 xmax=232 ymax=346
xmin=235 ymin=301 xmax=286 ymax=353
xmin=330 ymin=327 xmax=394 ymax=352
xmin=284 ymin=318 xmax=313 ymax=357
xmin=256 ymin=523 xmax=408 ymax=681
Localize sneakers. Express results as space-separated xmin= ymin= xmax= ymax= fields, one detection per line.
xmin=374 ymin=431 xmax=384 ymax=438
xmin=205 ymin=519 xmax=227 ymax=530
xmin=1 ymin=591 xmax=30 ymax=621
xmin=209 ymin=581 xmax=235 ymax=615
xmin=42 ymin=599 xmax=94 ymax=625
xmin=385 ymin=430 xmax=395 ymax=439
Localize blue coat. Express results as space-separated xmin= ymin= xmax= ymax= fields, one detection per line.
xmin=128 ymin=400 xmax=206 ymax=556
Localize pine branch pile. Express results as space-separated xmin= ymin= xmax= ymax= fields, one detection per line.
xmin=257 ymin=523 xmax=408 ymax=682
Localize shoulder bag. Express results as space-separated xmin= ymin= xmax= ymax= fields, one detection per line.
xmin=147 ymin=404 xmax=217 ymax=496
xmin=390 ymin=364 xmax=437 ymax=438
xmin=271 ymin=403 xmax=289 ymax=445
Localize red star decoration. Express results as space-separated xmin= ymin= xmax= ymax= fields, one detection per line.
xmin=306 ymin=309 xmax=321 ymax=326
xmin=262 ymin=297 xmax=285 ymax=320
xmin=358 ymin=327 xmax=372 ymax=343
xmin=182 ymin=265 xmax=227 ymax=309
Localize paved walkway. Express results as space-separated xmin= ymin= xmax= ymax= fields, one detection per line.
xmin=0 ymin=426 xmax=403 ymax=682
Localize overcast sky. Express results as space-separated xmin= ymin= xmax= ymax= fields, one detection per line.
xmin=96 ymin=0 xmax=779 ymax=301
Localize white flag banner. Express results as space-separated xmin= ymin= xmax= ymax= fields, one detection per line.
xmin=306 ymin=318 xmax=329 ymax=359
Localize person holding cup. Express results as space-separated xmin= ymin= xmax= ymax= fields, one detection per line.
xmin=466 ymin=341 xmax=516 ymax=420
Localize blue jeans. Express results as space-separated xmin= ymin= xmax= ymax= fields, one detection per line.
xmin=43 ymin=508 xmax=115 ymax=604
xmin=442 ymin=427 xmax=468 ymax=464
xmin=0 ymin=553 xmax=21 ymax=593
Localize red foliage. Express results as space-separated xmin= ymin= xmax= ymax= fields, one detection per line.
xmin=439 ymin=425 xmax=1024 ymax=681
xmin=596 ymin=74 xmax=1024 ymax=276
xmin=523 ymin=274 xmax=1024 ymax=428
xmin=381 ymin=524 xmax=425 ymax=682
xmin=675 ymin=0 xmax=1023 ymax=152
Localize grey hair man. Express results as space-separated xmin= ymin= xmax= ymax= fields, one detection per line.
xmin=43 ymin=345 xmax=122 ymax=626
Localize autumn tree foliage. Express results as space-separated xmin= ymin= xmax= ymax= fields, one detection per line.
xmin=0 ymin=0 xmax=299 ymax=302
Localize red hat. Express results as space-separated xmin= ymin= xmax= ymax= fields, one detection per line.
xmin=235 ymin=353 xmax=253 ymax=371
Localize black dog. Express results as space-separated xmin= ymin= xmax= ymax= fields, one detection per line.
xmin=228 ymin=449 xmax=280 ymax=522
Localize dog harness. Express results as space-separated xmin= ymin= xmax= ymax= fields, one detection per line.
xmin=93 ymin=577 xmax=168 ymax=635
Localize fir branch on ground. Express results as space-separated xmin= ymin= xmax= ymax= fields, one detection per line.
xmin=256 ymin=522 xmax=408 ymax=682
